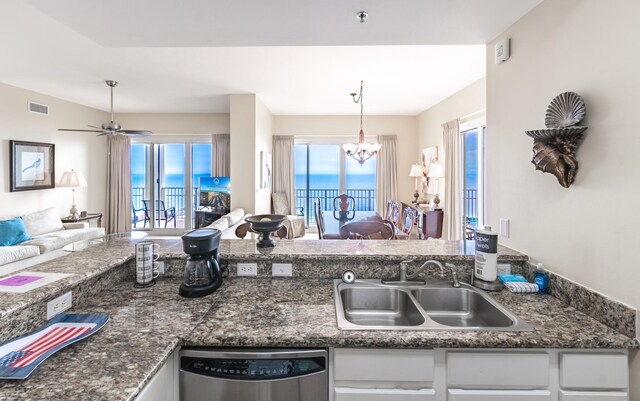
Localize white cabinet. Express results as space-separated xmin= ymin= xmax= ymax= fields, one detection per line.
xmin=334 ymin=348 xmax=434 ymax=383
xmin=447 ymin=389 xmax=551 ymax=401
xmin=135 ymin=349 xmax=179 ymax=401
xmin=559 ymin=390 xmax=628 ymax=401
xmin=335 ymin=387 xmax=436 ymax=401
xmin=560 ymin=353 xmax=628 ymax=390
xmin=447 ymin=351 xmax=548 ymax=388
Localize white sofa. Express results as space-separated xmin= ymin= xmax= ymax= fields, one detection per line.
xmin=206 ymin=208 xmax=252 ymax=239
xmin=0 ymin=208 xmax=105 ymax=275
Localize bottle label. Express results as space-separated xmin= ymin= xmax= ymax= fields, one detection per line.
xmin=475 ymin=231 xmax=498 ymax=282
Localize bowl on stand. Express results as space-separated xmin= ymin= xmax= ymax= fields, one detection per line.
xmin=244 ymin=214 xmax=287 ymax=248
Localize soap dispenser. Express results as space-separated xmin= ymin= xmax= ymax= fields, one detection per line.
xmin=534 ymin=263 xmax=549 ymax=294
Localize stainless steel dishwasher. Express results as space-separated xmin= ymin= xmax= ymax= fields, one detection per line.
xmin=179 ymin=348 xmax=328 ymax=401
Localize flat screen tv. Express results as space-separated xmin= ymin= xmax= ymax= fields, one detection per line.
xmin=199 ymin=176 xmax=231 ymax=213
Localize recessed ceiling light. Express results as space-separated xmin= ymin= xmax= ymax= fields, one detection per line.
xmin=356 ymin=11 xmax=368 ymax=23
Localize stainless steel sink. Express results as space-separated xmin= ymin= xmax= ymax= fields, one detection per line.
xmin=334 ymin=280 xmax=532 ymax=331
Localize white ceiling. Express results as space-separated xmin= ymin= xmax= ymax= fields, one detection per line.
xmin=0 ymin=0 xmax=542 ymax=115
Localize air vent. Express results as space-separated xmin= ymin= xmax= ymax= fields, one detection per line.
xmin=28 ymin=101 xmax=49 ymax=115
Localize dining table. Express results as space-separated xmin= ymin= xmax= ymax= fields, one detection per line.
xmin=321 ymin=210 xmax=380 ymax=237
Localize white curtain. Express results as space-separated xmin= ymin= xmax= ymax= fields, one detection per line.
xmin=375 ymin=135 xmax=398 ymax=216
xmin=272 ymin=135 xmax=296 ymax=214
xmin=443 ymin=119 xmax=462 ymax=240
xmin=105 ymin=135 xmax=132 ymax=234
xmin=211 ymin=134 xmax=230 ymax=176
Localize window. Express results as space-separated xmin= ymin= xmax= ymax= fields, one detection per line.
xmin=295 ymin=142 xmax=377 ymax=225
xmin=461 ymin=125 xmax=486 ymax=231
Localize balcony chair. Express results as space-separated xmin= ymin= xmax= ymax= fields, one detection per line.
xmin=271 ymin=193 xmax=306 ymax=239
xmin=333 ymin=194 xmax=355 ymax=212
xmin=143 ymin=199 xmax=176 ymax=228
xmin=339 ymin=221 xmax=394 ymax=240
xmin=395 ymin=205 xmax=416 ymax=240
xmin=314 ymin=198 xmax=342 ymax=240
xmin=132 ymin=202 xmax=150 ymax=228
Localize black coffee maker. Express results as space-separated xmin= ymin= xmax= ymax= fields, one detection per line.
xmin=179 ymin=228 xmax=224 ymax=298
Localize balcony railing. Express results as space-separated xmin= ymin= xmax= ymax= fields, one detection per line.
xmin=465 ymin=189 xmax=478 ymax=223
xmin=132 ymin=186 xmax=199 ymax=220
xmin=296 ymin=188 xmax=376 ymax=224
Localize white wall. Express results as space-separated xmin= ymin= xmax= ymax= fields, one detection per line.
xmin=229 ymin=94 xmax=257 ymax=213
xmin=273 ymin=115 xmax=418 ymax=206
xmin=485 ymin=0 xmax=640 ymax=396
xmin=255 ymin=97 xmax=273 ymax=215
xmin=417 ymin=77 xmax=486 ymax=207
xmin=116 ymin=113 xmax=230 ymax=134
xmin=0 ymin=82 xmax=107 ymax=218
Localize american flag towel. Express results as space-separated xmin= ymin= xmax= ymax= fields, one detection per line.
xmin=0 ymin=313 xmax=109 ymax=379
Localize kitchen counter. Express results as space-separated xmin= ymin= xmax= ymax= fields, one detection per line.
xmin=0 ymin=276 xmax=636 ymax=401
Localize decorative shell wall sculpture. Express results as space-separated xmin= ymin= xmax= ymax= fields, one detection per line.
xmin=525 ymin=92 xmax=588 ymax=188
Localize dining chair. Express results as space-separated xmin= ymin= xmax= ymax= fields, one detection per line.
xmin=395 ymin=206 xmax=416 ymax=240
xmin=333 ymin=194 xmax=356 ymax=212
xmin=314 ymin=198 xmax=342 ymax=239
xmin=339 ymin=221 xmax=394 ymax=240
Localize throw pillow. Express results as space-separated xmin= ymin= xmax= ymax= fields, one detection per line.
xmin=0 ymin=217 xmax=32 ymax=246
xmin=21 ymin=207 xmax=64 ymax=237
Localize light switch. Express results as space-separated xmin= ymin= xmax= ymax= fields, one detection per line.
xmin=500 ymin=218 xmax=510 ymax=237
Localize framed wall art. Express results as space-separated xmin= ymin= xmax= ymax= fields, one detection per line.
xmin=9 ymin=140 xmax=55 ymax=192
xmin=260 ymin=151 xmax=272 ymax=189
xmin=421 ymin=146 xmax=438 ymax=194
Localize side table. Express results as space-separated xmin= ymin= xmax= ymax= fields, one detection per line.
xmin=61 ymin=213 xmax=103 ymax=228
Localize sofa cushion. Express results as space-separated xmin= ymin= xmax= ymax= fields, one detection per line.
xmin=0 ymin=217 xmax=32 ymax=246
xmin=207 ymin=218 xmax=229 ymax=231
xmin=21 ymin=207 xmax=64 ymax=237
xmin=0 ymin=245 xmax=40 ymax=267
xmin=223 ymin=208 xmax=245 ymax=226
xmin=22 ymin=227 xmax=104 ymax=253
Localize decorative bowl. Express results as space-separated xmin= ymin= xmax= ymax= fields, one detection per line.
xmin=245 ymin=214 xmax=287 ymax=248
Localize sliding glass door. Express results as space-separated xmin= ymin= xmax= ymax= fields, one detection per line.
xmin=131 ymin=138 xmax=211 ymax=232
xmin=295 ymin=142 xmax=377 ymax=226
xmin=461 ymin=125 xmax=486 ymax=235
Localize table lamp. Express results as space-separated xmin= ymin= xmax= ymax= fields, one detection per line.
xmin=409 ymin=164 xmax=422 ymax=204
xmin=58 ymin=170 xmax=88 ymax=219
xmin=427 ymin=163 xmax=444 ymax=209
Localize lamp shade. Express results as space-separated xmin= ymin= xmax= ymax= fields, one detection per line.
xmin=58 ymin=170 xmax=88 ymax=188
xmin=427 ymin=163 xmax=445 ymax=179
xmin=409 ymin=164 xmax=422 ymax=177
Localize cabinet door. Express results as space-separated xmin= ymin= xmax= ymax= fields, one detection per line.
xmin=447 ymin=389 xmax=551 ymax=401
xmin=135 ymin=361 xmax=171 ymax=401
xmin=559 ymin=390 xmax=628 ymax=401
xmin=447 ymin=351 xmax=549 ymax=388
xmin=335 ymin=387 xmax=435 ymax=401
xmin=334 ymin=348 xmax=434 ymax=383
xmin=560 ymin=353 xmax=628 ymax=390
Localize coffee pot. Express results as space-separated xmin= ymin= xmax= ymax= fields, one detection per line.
xmin=179 ymin=228 xmax=224 ymax=298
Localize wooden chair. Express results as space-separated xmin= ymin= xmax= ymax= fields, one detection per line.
xmin=333 ymin=194 xmax=355 ymax=212
xmin=314 ymin=198 xmax=342 ymax=239
xmin=385 ymin=200 xmax=399 ymax=225
xmin=234 ymin=222 xmax=288 ymax=239
xmin=395 ymin=206 xmax=416 ymax=240
xmin=132 ymin=202 xmax=150 ymax=228
xmin=144 ymin=199 xmax=176 ymax=228
xmin=339 ymin=221 xmax=394 ymax=240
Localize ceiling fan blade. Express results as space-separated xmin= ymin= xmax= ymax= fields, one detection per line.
xmin=97 ymin=132 xmax=109 ymax=136
xmin=87 ymin=124 xmax=101 ymax=129
xmin=58 ymin=128 xmax=105 ymax=133
xmin=122 ymin=130 xmax=153 ymax=137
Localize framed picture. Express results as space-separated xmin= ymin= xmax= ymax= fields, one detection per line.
xmin=421 ymin=146 xmax=438 ymax=194
xmin=260 ymin=151 xmax=272 ymax=189
xmin=10 ymin=140 xmax=55 ymax=192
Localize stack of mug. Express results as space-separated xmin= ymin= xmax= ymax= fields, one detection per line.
xmin=135 ymin=241 xmax=160 ymax=287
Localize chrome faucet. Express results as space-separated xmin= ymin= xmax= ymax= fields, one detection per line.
xmin=383 ymin=259 xmax=461 ymax=288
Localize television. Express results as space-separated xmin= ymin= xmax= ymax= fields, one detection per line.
xmin=199 ymin=176 xmax=231 ymax=213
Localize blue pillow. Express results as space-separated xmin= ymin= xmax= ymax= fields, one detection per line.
xmin=0 ymin=217 xmax=32 ymax=246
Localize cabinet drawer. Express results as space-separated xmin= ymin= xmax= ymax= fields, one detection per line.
xmin=560 ymin=353 xmax=627 ymax=390
xmin=447 ymin=351 xmax=548 ymax=388
xmin=335 ymin=387 xmax=435 ymax=401
xmin=559 ymin=390 xmax=628 ymax=401
xmin=334 ymin=349 xmax=434 ymax=383
xmin=447 ymin=389 xmax=551 ymax=401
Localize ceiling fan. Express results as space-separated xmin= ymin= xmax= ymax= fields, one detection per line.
xmin=58 ymin=80 xmax=152 ymax=137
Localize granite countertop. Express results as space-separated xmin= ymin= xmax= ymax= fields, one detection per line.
xmin=0 ymin=276 xmax=636 ymax=401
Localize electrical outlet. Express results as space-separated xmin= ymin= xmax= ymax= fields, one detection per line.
xmin=500 ymin=218 xmax=510 ymax=237
xmin=156 ymin=261 xmax=165 ymax=275
xmin=272 ymin=263 xmax=293 ymax=277
xmin=47 ymin=291 xmax=73 ymax=320
xmin=237 ymin=263 xmax=258 ymax=276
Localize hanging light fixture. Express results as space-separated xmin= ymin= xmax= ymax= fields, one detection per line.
xmin=342 ymin=80 xmax=382 ymax=165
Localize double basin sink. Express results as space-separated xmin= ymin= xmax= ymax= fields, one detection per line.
xmin=334 ymin=279 xmax=532 ymax=331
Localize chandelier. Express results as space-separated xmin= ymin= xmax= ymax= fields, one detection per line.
xmin=342 ymin=80 xmax=382 ymax=165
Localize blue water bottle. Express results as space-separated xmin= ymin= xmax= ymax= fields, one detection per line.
xmin=533 ymin=263 xmax=549 ymax=294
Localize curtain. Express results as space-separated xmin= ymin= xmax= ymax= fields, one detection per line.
xmin=272 ymin=135 xmax=296 ymax=214
xmin=443 ymin=119 xmax=462 ymax=240
xmin=375 ymin=135 xmax=398 ymax=216
xmin=105 ymin=135 xmax=132 ymax=234
xmin=211 ymin=134 xmax=230 ymax=176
